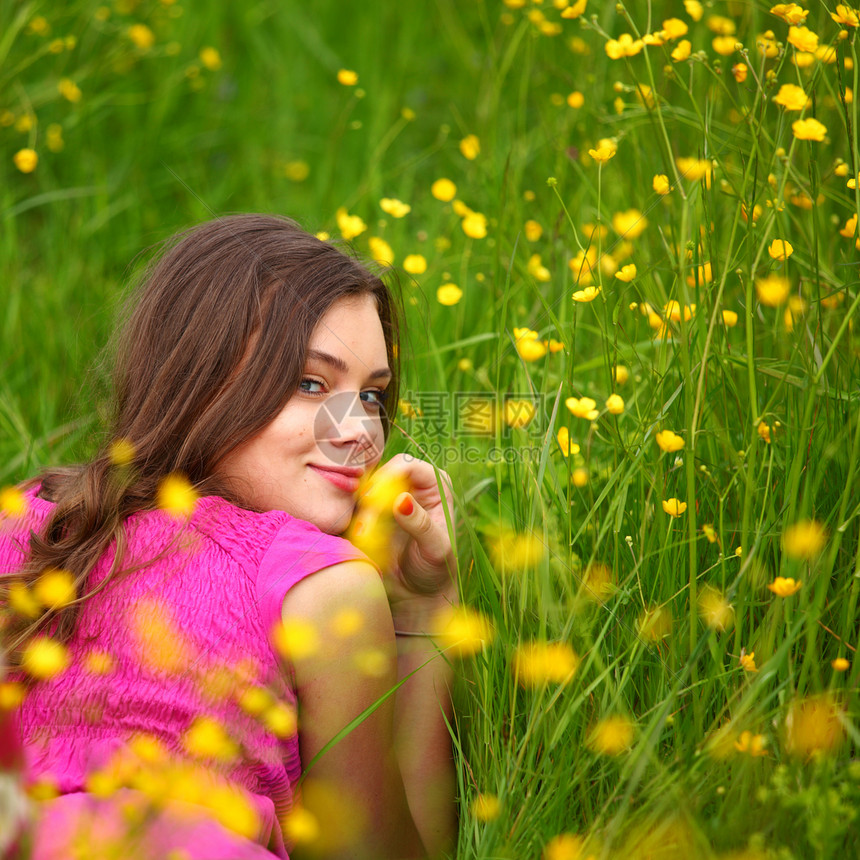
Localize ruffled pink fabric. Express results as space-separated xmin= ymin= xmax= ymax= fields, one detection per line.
xmin=1 ymin=488 xmax=379 ymax=858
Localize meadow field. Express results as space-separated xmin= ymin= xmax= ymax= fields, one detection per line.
xmin=2 ymin=0 xmax=859 ymax=857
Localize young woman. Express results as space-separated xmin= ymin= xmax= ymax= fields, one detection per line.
xmin=0 ymin=214 xmax=458 ymax=859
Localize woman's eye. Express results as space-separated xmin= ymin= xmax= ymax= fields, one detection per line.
xmin=299 ymin=378 xmax=326 ymax=395
xmin=360 ymin=389 xmax=389 ymax=409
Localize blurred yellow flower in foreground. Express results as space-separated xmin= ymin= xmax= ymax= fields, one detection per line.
xmin=544 ymin=833 xmax=593 ymax=860
xmin=722 ymin=309 xmax=739 ymax=327
xmin=108 ymin=437 xmax=136 ymax=466
xmin=655 ymin=430 xmax=684 ymax=452
xmin=638 ymin=605 xmax=672 ymax=643
xmin=653 ymin=174 xmax=671 ymax=195
xmin=698 ymin=585 xmax=733 ymax=631
xmin=566 ymin=396 xmax=599 ymax=420
xmin=337 ymin=69 xmax=358 ymax=86
xmin=368 ymin=236 xmax=394 ymax=265
xmin=612 ymin=208 xmax=647 ymax=239
xmin=612 ymin=365 xmax=629 ymax=384
xmin=336 ymin=207 xmax=367 ymax=240
xmin=379 ymin=197 xmax=411 ymax=218
xmin=582 ymin=561 xmax=614 ymax=603
xmin=589 ymin=716 xmax=634 ymax=755
xmin=1 ymin=485 xmax=28 ymax=517
xmin=792 ymin=117 xmax=827 ymax=141
xmin=662 ymin=498 xmax=687 ymax=517
xmin=157 ymin=473 xmax=198 ymax=518
xmin=58 ymin=78 xmax=82 ymax=103
xmin=131 ymin=600 xmax=193 ymax=674
xmin=676 ymin=157 xmax=712 ymax=182
xmin=283 ymin=807 xmax=321 ymax=845
xmin=433 ymin=605 xmax=494 ymax=658
xmin=402 ymin=254 xmax=427 ymax=275
xmin=513 ymin=641 xmax=580 ymax=687
xmin=767 ymin=576 xmax=802 ymax=597
xmin=13 ymin=148 xmax=38 ymax=173
xmin=273 ymin=618 xmax=320 ymax=661
xmin=785 ymin=695 xmax=844 ymax=757
xmin=470 ymin=793 xmax=501 ymax=822
xmin=524 ymin=219 xmax=543 ymax=241
xmin=832 ymin=658 xmax=850 ymax=671
xmin=183 ymin=716 xmax=239 ymax=762
xmin=768 ymin=239 xmax=794 ymax=260
xmin=460 ymin=134 xmax=481 ymax=160
xmin=755 ymin=274 xmax=790 ymax=306
xmin=34 ymin=568 xmax=76 ymax=609
xmin=605 ymin=394 xmax=624 ymax=415
xmin=437 ymin=283 xmax=463 ymax=305
xmin=782 ymin=519 xmax=827 ymax=559
xmin=22 ymin=637 xmax=70 ymax=680
xmin=490 ymin=529 xmax=545 ymax=569
xmin=431 ymin=178 xmax=457 ymax=201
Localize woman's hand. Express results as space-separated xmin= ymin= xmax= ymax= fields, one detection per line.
xmin=364 ymin=453 xmax=458 ymax=619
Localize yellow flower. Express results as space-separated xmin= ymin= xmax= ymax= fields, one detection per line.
xmin=337 ymin=69 xmax=358 ymax=86
xmin=283 ymin=806 xmax=320 ymax=845
xmin=368 ymin=236 xmax=394 ymax=265
xmin=13 ymin=148 xmax=38 ymax=174
xmin=156 ymin=473 xmax=198 ymax=518
xmin=768 ymin=239 xmax=794 ymax=260
xmin=58 ymin=78 xmax=82 ymax=103
xmin=527 ymin=254 xmax=551 ymax=282
xmin=437 ymin=283 xmax=463 ymax=306
xmin=571 ymin=286 xmax=601 ymax=303
xmin=433 ymin=606 xmax=494 ymax=658
xmin=707 ymin=15 xmax=736 ymax=35
xmin=524 ymin=220 xmax=543 ymax=241
xmin=773 ymin=83 xmax=809 ymax=111
xmin=685 ymin=1 xmax=704 ymax=22
xmin=712 ymin=35 xmax=738 ymax=56
xmin=675 ymin=157 xmax=712 ymax=182
xmin=544 ymin=833 xmax=591 ymax=860
xmin=402 ymin=254 xmax=427 ymax=275
xmin=556 ymin=427 xmax=581 ymax=458
xmin=611 ymin=209 xmax=647 ymax=239
xmin=108 ymin=437 xmax=136 ymax=466
xmin=655 ymin=430 xmax=684 ymax=452
xmin=767 ymin=576 xmax=802 ymax=597
xmin=565 ymin=396 xmax=599 ymax=420
xmin=431 ymin=178 xmax=457 ymax=201
xmin=272 ymin=618 xmax=320 ymax=660
xmin=758 ymin=421 xmax=772 ymax=443
xmin=832 ymin=5 xmax=860 ymax=26
xmin=734 ymin=731 xmax=768 ymax=756
xmin=722 ymin=309 xmax=739 ymax=327
xmin=605 ymin=394 xmax=624 ymax=415
xmin=34 ymin=569 xmax=76 ymax=609
xmin=379 ymin=197 xmax=411 ymax=218
xmin=770 ymin=4 xmax=809 ymax=25
xmin=740 ymin=651 xmax=758 ymax=672
xmin=199 ymin=47 xmax=222 ymax=70
xmin=653 ymin=174 xmax=671 ymax=195
xmin=702 ymin=524 xmax=718 ymax=544
xmin=183 ymin=717 xmax=239 ymax=762
xmin=637 ymin=605 xmax=672 ymax=643
xmin=588 ymin=138 xmax=617 ymax=163
xmin=128 ymin=23 xmax=155 ymax=50
xmin=512 ymin=641 xmax=579 ymax=687
xmin=662 ymin=498 xmax=687 ymax=517
xmin=588 ymin=716 xmax=634 ymax=755
xmin=460 ymin=134 xmax=481 ymax=160
xmin=614 ymin=264 xmax=636 ymax=282
xmin=671 ymin=40 xmax=692 ymax=62
xmin=1 ymin=485 xmax=28 ymax=517
xmin=516 ymin=336 xmax=548 ymax=361
xmin=732 ymin=63 xmax=748 ymax=82
xmin=792 ymin=118 xmax=827 ymax=141
xmin=470 ymin=793 xmax=501 ymax=822
xmin=335 ymin=207 xmax=367 ymax=241
xmin=461 ymin=212 xmax=488 ymax=239
xmin=572 ymin=468 xmax=588 ymax=487
xmin=698 ymin=586 xmax=733 ymax=631
xmin=663 ymin=18 xmax=689 ymax=39
xmin=605 ymin=34 xmax=644 ymax=59
xmin=21 ymin=637 xmax=71 ymax=680
xmin=582 ymin=561 xmax=614 ymax=603
xmin=787 ymin=25 xmax=818 ymax=52
xmin=756 ymin=274 xmax=790 ymax=306
xmin=612 ymin=365 xmax=629 ymax=384
xmin=0 ymin=682 xmax=26 ymax=710
xmin=504 ymin=400 xmax=536 ymax=428
xmin=567 ymin=91 xmax=585 ymax=108
xmin=832 ymin=658 xmax=850 ymax=671
xmin=782 ymin=519 xmax=827 ymax=560
xmin=785 ymin=695 xmax=844 ymax=757
xmin=560 ymin=0 xmax=587 ymax=18
xmin=490 ymin=529 xmax=545 ymax=569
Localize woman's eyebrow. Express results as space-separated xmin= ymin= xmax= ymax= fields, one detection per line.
xmin=306 ymin=348 xmax=392 ymax=380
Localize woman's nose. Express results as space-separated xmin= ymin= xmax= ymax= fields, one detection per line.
xmin=314 ymin=391 xmax=380 ymax=455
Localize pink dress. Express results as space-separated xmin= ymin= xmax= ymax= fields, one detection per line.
xmin=1 ymin=487 xmax=380 ymax=858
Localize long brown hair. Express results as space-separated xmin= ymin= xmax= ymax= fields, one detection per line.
xmin=3 ymin=214 xmax=403 ymax=660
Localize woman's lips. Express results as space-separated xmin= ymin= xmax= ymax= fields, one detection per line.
xmin=308 ymin=465 xmax=361 ymax=493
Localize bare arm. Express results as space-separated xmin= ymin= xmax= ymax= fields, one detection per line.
xmin=282 ymin=560 xmax=429 ymax=860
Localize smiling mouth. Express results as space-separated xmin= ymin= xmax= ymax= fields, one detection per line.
xmin=308 ymin=465 xmax=362 ymax=493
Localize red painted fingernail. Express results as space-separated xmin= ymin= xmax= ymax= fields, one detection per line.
xmin=398 ymin=496 xmax=413 ymax=516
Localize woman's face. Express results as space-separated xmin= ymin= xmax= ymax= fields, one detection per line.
xmin=219 ymin=293 xmax=392 ymax=535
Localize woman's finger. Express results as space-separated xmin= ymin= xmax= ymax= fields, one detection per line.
xmin=391 ymin=492 xmax=450 ymax=566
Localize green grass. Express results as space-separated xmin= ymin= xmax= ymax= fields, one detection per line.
xmin=3 ymin=1 xmax=860 ymax=858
